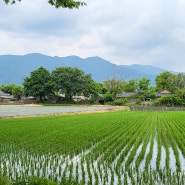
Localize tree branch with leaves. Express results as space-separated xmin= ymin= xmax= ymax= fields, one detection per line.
xmin=3 ymin=0 xmax=87 ymax=9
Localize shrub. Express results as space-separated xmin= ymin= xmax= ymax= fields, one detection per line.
xmin=104 ymin=92 xmax=114 ymax=102
xmin=111 ymin=98 xmax=127 ymax=106
xmin=156 ymin=95 xmax=183 ymax=107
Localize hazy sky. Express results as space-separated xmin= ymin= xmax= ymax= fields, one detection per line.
xmin=1 ymin=0 xmax=185 ymax=72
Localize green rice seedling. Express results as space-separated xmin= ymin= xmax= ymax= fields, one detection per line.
xmin=1 ymin=111 xmax=185 ymax=184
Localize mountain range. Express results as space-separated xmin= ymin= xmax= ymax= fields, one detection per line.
xmin=0 ymin=53 xmax=171 ymax=86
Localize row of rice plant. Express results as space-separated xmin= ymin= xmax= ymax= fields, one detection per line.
xmin=1 ymin=111 xmax=185 ymax=184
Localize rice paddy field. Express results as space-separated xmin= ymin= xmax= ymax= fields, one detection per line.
xmin=0 ymin=110 xmax=185 ymax=184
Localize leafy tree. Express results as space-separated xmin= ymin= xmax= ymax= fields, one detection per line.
xmin=155 ymin=71 xmax=176 ymax=92
xmin=23 ymin=67 xmax=54 ymax=101
xmin=51 ymin=67 xmax=97 ymax=101
xmin=123 ymin=79 xmax=138 ymax=92
xmin=81 ymin=75 xmax=99 ymax=98
xmin=138 ymin=77 xmax=150 ymax=91
xmin=175 ymin=88 xmax=185 ymax=100
xmin=0 ymin=84 xmax=16 ymax=94
xmin=175 ymin=73 xmax=185 ymax=90
xmin=104 ymin=79 xmax=125 ymax=97
xmin=137 ymin=77 xmax=156 ymax=101
xmin=155 ymin=71 xmax=185 ymax=106
xmin=12 ymin=85 xmax=23 ymax=99
xmin=3 ymin=0 xmax=86 ymax=9
xmin=140 ymin=87 xmax=156 ymax=100
xmin=0 ymin=84 xmax=23 ymax=99
xmin=96 ymin=83 xmax=108 ymax=95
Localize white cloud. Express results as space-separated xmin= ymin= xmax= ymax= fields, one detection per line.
xmin=169 ymin=27 xmax=185 ymax=42
xmin=1 ymin=0 xmax=185 ymax=72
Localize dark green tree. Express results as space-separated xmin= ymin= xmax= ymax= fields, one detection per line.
xmin=23 ymin=67 xmax=54 ymax=101
xmin=3 ymin=0 xmax=86 ymax=9
xmin=51 ymin=67 xmax=98 ymax=101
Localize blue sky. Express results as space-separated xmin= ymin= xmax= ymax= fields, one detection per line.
xmin=1 ymin=0 xmax=185 ymax=72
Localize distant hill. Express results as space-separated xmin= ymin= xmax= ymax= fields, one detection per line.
xmin=0 ymin=53 xmax=168 ymax=86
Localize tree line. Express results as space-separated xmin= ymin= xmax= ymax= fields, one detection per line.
xmin=1 ymin=67 xmax=185 ymax=106
xmin=1 ymin=66 xmax=99 ymax=103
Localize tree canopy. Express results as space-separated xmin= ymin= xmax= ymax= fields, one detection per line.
xmin=138 ymin=77 xmax=150 ymax=91
xmin=51 ymin=67 xmax=98 ymax=101
xmin=123 ymin=79 xmax=138 ymax=92
xmin=154 ymin=71 xmax=185 ymax=106
xmin=3 ymin=0 xmax=87 ymax=9
xmin=137 ymin=78 xmax=156 ymax=100
xmin=23 ymin=67 xmax=55 ymax=101
xmin=155 ymin=71 xmax=176 ymax=92
xmin=155 ymin=71 xmax=185 ymax=93
xmin=104 ymin=79 xmax=125 ymax=97
xmin=0 ymin=84 xmax=23 ymax=99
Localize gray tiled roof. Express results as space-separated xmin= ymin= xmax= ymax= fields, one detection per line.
xmin=116 ymin=92 xmax=137 ymax=98
xmin=0 ymin=90 xmax=10 ymax=98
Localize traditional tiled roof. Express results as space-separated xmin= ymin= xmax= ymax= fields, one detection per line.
xmin=116 ymin=92 xmax=137 ymax=98
xmin=156 ymin=89 xmax=171 ymax=97
xmin=0 ymin=90 xmax=10 ymax=98
xmin=159 ymin=89 xmax=171 ymax=94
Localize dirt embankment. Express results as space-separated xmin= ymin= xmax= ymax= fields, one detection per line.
xmin=0 ymin=104 xmax=41 ymax=108
xmin=0 ymin=105 xmax=129 ymax=118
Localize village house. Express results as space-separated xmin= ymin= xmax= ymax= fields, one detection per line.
xmin=116 ymin=92 xmax=138 ymax=98
xmin=156 ymin=89 xmax=172 ymax=98
xmin=116 ymin=92 xmax=138 ymax=104
xmin=0 ymin=90 xmax=14 ymax=103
